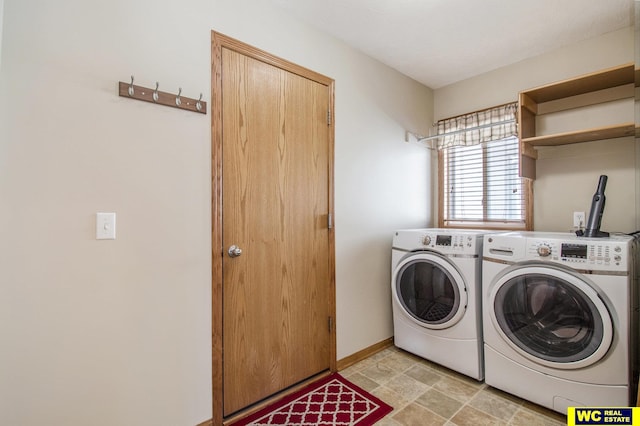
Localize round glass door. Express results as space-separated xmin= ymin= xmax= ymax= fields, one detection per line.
xmin=393 ymin=252 xmax=467 ymax=330
xmin=489 ymin=265 xmax=613 ymax=369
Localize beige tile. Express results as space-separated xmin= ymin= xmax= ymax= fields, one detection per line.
xmin=345 ymin=345 xmax=569 ymax=426
xmin=395 ymin=348 xmax=429 ymax=363
xmin=375 ymin=416 xmax=402 ymax=426
xmin=350 ymin=356 xmax=378 ymax=371
xmin=415 ymin=388 xmax=463 ymax=419
xmin=371 ymin=385 xmax=411 ymax=413
xmin=392 ymin=403 xmax=447 ymax=426
xmin=351 ymin=347 xmax=395 ymax=367
xmin=429 ymin=364 xmax=484 ymax=389
xmin=432 ymin=375 xmax=481 ymax=402
xmin=384 ymin=372 xmax=430 ymax=401
xmin=484 ymin=385 xmax=525 ymax=405
xmin=404 ymin=364 xmax=443 ymax=386
xmin=340 ymin=363 xmax=364 ymax=377
xmin=379 ymin=350 xmax=422 ymax=373
xmin=520 ymin=403 xmax=567 ymax=424
xmin=360 ymin=362 xmax=398 ymax=385
xmin=369 ymin=347 xmax=396 ymax=362
xmin=450 ymin=405 xmax=507 ymax=426
xmin=509 ymin=407 xmax=566 ymax=426
xmin=468 ymin=389 xmax=520 ymax=421
xmin=416 ymin=357 xmax=445 ymax=371
xmin=345 ymin=372 xmax=379 ymax=392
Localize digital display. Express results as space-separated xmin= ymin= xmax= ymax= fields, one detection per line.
xmin=436 ymin=235 xmax=452 ymax=246
xmin=561 ymin=243 xmax=587 ymax=259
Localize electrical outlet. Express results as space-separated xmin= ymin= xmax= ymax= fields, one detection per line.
xmin=573 ymin=211 xmax=585 ymax=228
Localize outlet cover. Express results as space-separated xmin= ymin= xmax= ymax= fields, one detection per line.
xmin=96 ymin=212 xmax=116 ymax=239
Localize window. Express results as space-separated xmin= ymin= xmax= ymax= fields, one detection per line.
xmin=437 ymin=103 xmax=531 ymax=230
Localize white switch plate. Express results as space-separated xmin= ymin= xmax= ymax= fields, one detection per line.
xmin=96 ymin=212 xmax=116 ymax=240
xmin=573 ymin=211 xmax=585 ymax=228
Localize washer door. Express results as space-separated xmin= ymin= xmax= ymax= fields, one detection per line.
xmin=393 ymin=252 xmax=468 ymax=330
xmin=488 ymin=264 xmax=613 ymax=369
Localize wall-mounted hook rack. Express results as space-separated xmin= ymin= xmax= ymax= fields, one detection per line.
xmin=118 ymin=77 xmax=207 ymax=114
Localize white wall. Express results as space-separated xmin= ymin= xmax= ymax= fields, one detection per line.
xmin=0 ymin=0 xmax=433 ymax=425
xmin=435 ymin=27 xmax=637 ymax=233
xmin=0 ymin=0 xmax=3 ymax=68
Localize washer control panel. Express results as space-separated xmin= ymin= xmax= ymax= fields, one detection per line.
xmin=525 ymin=239 xmax=626 ymax=267
xmin=484 ymin=232 xmax=632 ymax=272
xmin=392 ymin=229 xmax=488 ymax=255
xmin=419 ymin=232 xmax=480 ymax=254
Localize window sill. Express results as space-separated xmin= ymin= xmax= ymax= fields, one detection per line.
xmin=441 ymin=220 xmax=527 ymax=231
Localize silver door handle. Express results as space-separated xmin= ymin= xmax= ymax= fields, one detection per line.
xmin=227 ymin=245 xmax=243 ymax=258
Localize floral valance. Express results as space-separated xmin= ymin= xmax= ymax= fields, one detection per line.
xmin=436 ymin=102 xmax=517 ymax=149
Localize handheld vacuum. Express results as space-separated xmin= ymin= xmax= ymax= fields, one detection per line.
xmin=576 ymin=175 xmax=609 ymax=238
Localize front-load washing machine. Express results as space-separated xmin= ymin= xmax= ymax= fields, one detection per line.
xmin=483 ymin=231 xmax=639 ymax=414
xmin=392 ymin=228 xmax=488 ymax=380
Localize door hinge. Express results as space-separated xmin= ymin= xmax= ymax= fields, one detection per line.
xmin=327 ymin=213 xmax=333 ymax=229
xmin=327 ymin=109 xmax=331 ymax=126
xmin=328 ymin=316 xmax=333 ymax=332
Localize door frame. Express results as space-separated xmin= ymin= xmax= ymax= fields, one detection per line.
xmin=211 ymin=31 xmax=337 ymax=425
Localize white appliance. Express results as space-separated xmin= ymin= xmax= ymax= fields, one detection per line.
xmin=482 ymin=231 xmax=639 ymax=414
xmin=392 ymin=228 xmax=488 ymax=380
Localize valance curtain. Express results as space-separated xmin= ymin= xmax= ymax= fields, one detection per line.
xmin=436 ymin=102 xmax=517 ymax=149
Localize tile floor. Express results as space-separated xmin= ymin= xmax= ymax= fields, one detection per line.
xmin=341 ymin=346 xmax=567 ymax=426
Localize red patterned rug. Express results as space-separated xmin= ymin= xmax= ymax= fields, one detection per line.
xmin=230 ymin=373 xmax=393 ymax=426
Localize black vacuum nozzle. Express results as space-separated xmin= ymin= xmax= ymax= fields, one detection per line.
xmin=581 ymin=175 xmax=609 ymax=238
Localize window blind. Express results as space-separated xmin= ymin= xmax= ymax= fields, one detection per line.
xmin=442 ymin=136 xmax=526 ymax=227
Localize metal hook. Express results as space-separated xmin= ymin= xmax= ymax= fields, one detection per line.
xmin=128 ymin=76 xmax=135 ymax=96
xmin=196 ymin=93 xmax=203 ymax=111
xmin=175 ymin=88 xmax=182 ymax=106
xmin=153 ymin=82 xmax=159 ymax=102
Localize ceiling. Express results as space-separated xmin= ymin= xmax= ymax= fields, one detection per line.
xmin=267 ymin=0 xmax=634 ymax=89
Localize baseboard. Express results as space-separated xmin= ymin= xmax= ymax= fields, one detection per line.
xmin=336 ymin=337 xmax=394 ymax=371
xmin=196 ymin=419 xmax=213 ymax=426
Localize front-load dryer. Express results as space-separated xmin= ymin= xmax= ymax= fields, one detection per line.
xmin=392 ymin=228 xmax=488 ymax=381
xmin=482 ymin=231 xmax=639 ymax=414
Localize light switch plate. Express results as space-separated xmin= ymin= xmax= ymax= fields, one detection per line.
xmin=96 ymin=212 xmax=116 ymax=240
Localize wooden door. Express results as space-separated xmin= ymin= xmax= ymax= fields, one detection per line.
xmin=211 ymin=33 xmax=336 ymax=421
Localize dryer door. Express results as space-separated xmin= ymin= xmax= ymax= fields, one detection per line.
xmin=392 ymin=252 xmax=468 ymax=330
xmin=488 ymin=264 xmax=613 ymax=369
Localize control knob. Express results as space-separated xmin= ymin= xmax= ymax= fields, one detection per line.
xmin=422 ymin=235 xmax=432 ymax=246
xmin=537 ymin=244 xmax=552 ymax=257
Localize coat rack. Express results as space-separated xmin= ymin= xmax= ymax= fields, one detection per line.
xmin=118 ymin=76 xmax=207 ymax=114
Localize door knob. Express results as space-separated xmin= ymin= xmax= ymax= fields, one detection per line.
xmin=227 ymin=245 xmax=243 ymax=258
